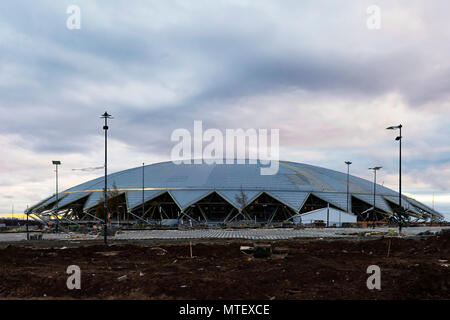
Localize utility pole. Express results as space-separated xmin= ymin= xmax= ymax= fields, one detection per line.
xmin=101 ymin=111 xmax=113 ymax=245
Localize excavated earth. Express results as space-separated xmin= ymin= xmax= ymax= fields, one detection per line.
xmin=0 ymin=232 xmax=449 ymax=300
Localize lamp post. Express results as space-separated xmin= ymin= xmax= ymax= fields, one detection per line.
xmin=343 ymin=161 xmax=352 ymax=228
xmin=386 ymin=124 xmax=403 ymax=233
xmin=25 ymin=205 xmax=29 ymax=241
xmin=142 ymin=162 xmax=145 ymax=219
xmin=369 ymin=166 xmax=382 ymax=225
xmin=101 ymin=111 xmax=113 ymax=245
xmin=345 ymin=161 xmax=352 ymax=213
xmin=52 ymin=160 xmax=61 ymax=232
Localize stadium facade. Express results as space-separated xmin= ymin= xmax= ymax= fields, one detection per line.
xmin=29 ymin=160 xmax=443 ymax=226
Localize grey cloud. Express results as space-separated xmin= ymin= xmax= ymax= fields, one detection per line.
xmin=1 ymin=0 xmax=450 ymax=214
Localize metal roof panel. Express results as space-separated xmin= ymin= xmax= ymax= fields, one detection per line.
xmin=126 ymin=190 xmax=166 ymax=210
xmin=267 ymin=191 xmax=310 ymax=211
xmin=217 ymin=190 xmax=262 ymax=210
xmin=312 ymin=192 xmax=348 ymax=211
xmin=169 ymin=189 xmax=213 ymax=210
xmin=352 ymin=194 xmax=393 ymax=215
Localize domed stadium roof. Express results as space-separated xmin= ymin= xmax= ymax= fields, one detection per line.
xmin=30 ymin=160 xmax=442 ymax=221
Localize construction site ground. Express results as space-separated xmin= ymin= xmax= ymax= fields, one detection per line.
xmin=0 ymin=228 xmax=449 ymax=300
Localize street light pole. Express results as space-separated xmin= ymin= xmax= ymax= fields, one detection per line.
xmin=343 ymin=161 xmax=352 ymax=228
xmin=25 ymin=205 xmax=29 ymax=241
xmin=387 ymin=124 xmax=403 ymax=233
xmin=369 ymin=167 xmax=382 ymax=226
xmin=101 ymin=111 xmax=113 ymax=245
xmin=142 ymin=163 xmax=145 ymax=219
xmin=399 ymin=125 xmax=402 ymax=230
xmin=345 ymin=161 xmax=352 ymax=213
xmin=52 ymin=160 xmax=61 ymax=232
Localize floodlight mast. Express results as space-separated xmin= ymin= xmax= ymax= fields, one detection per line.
xmin=52 ymin=160 xmax=61 ymax=232
xmin=25 ymin=205 xmax=29 ymax=241
xmin=369 ymin=166 xmax=382 ymax=226
xmin=345 ymin=161 xmax=352 ymax=213
xmin=142 ymin=163 xmax=145 ymax=219
xmin=386 ymin=124 xmax=403 ymax=233
xmin=101 ymin=111 xmax=113 ymax=245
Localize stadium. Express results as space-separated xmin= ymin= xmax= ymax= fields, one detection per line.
xmin=29 ymin=160 xmax=443 ymax=226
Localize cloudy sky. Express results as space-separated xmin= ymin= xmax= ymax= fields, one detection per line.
xmin=1 ymin=0 xmax=449 ymax=220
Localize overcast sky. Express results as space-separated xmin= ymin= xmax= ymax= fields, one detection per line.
xmin=1 ymin=0 xmax=449 ymax=220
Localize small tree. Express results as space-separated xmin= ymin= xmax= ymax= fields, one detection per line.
xmin=95 ymin=183 xmax=123 ymax=221
xmin=235 ymin=186 xmax=248 ymax=210
xmin=235 ymin=186 xmax=250 ymax=221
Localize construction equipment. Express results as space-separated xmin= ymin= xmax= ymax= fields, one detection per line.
xmin=72 ymin=166 xmax=104 ymax=172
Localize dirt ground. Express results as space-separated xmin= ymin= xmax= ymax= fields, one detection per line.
xmin=0 ymin=232 xmax=449 ymax=300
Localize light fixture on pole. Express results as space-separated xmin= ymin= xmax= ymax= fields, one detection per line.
xmin=25 ymin=205 xmax=29 ymax=241
xmin=101 ymin=111 xmax=113 ymax=245
xmin=52 ymin=160 xmax=61 ymax=233
xmin=142 ymin=162 xmax=145 ymax=219
xmin=386 ymin=124 xmax=403 ymax=233
xmin=368 ymin=166 xmax=382 ymax=225
xmin=343 ymin=161 xmax=352 ymax=228
xmin=345 ymin=161 xmax=352 ymax=213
